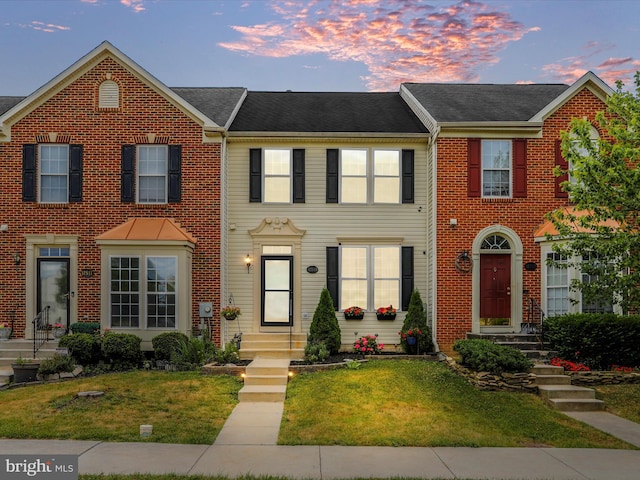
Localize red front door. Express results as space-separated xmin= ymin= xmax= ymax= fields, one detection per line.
xmin=480 ymin=254 xmax=511 ymax=325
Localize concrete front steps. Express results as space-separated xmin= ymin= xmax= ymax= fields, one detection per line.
xmin=466 ymin=332 xmax=557 ymax=361
xmin=532 ymin=364 xmax=605 ymax=411
xmin=239 ymin=333 xmax=306 ymax=360
xmin=238 ymin=357 xmax=291 ymax=402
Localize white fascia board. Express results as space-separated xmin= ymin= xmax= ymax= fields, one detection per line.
xmin=222 ymin=89 xmax=248 ymax=130
xmin=0 ymin=41 xmax=222 ymax=134
xmin=530 ymin=71 xmax=614 ymax=123
xmin=226 ymin=132 xmax=429 ymax=140
xmin=399 ymin=84 xmax=438 ymax=133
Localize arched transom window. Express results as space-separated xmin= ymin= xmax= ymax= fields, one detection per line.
xmin=481 ymin=234 xmax=511 ymax=250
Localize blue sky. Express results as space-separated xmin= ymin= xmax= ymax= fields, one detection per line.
xmin=1 ymin=0 xmax=639 ymax=96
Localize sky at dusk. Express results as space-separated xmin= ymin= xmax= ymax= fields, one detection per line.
xmin=1 ymin=0 xmax=639 ymax=96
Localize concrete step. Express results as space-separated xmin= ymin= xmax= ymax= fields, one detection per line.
xmin=538 ymin=384 xmax=597 ymax=400
xmin=239 ymin=348 xmax=304 ymax=360
xmin=547 ymin=398 xmax=605 ymax=411
xmin=531 ymin=365 xmax=564 ymax=376
xmin=245 ymin=358 xmax=290 ymax=376
xmin=535 ymin=375 xmax=572 ymax=385
xmin=0 ymin=367 xmax=13 ymax=386
xmin=237 ymin=384 xmax=287 ymax=402
xmin=243 ymin=375 xmax=288 ymax=386
xmin=239 ymin=333 xmax=307 ymax=360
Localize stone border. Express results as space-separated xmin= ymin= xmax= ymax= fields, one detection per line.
xmin=567 ymin=371 xmax=640 ymax=386
xmin=443 ymin=356 xmax=538 ymax=392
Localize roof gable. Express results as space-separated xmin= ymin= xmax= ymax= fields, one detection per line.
xmin=0 ymin=41 xmax=238 ymax=141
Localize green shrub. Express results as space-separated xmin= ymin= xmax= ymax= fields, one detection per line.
xmin=171 ymin=336 xmax=217 ymax=370
xmin=101 ymin=332 xmax=143 ymax=370
xmin=69 ymin=322 xmax=101 ymax=335
xmin=58 ymin=333 xmax=102 ymax=366
xmin=152 ymin=332 xmax=189 ymax=361
xmin=304 ymin=341 xmax=330 ymax=363
xmin=399 ymin=289 xmax=433 ymax=354
xmin=214 ymin=341 xmax=240 ymax=364
xmin=453 ymin=339 xmax=533 ymax=375
xmin=38 ymin=353 xmax=76 ymax=376
xmin=308 ymin=288 xmax=341 ymax=355
xmin=544 ymin=313 xmax=640 ymax=370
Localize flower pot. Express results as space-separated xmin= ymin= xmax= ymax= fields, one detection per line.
xmin=0 ymin=328 xmax=11 ymax=341
xmin=406 ymin=336 xmax=417 ymax=346
xmin=376 ymin=313 xmax=396 ymax=321
xmin=52 ymin=328 xmax=66 ymax=339
xmin=344 ymin=313 xmax=364 ymax=320
xmin=224 ymin=313 xmax=237 ymax=321
xmin=11 ymin=363 xmax=40 ymax=383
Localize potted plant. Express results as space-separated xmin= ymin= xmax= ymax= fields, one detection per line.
xmin=0 ymin=322 xmax=11 ymax=341
xmin=399 ymin=328 xmax=423 ymax=346
xmin=11 ymin=354 xmax=40 ymax=383
xmin=343 ymin=306 xmax=365 ymax=320
xmin=52 ymin=322 xmax=66 ymax=339
xmin=399 ymin=289 xmax=433 ymax=355
xmin=376 ymin=305 xmax=396 ymax=320
xmin=221 ymin=305 xmax=241 ymax=321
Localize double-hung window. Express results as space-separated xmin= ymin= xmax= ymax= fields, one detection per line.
xmin=138 ymin=145 xmax=168 ymax=203
xmin=545 ymin=252 xmax=569 ymax=317
xmin=482 ymin=140 xmax=511 ymax=197
xmin=109 ymin=255 xmax=177 ymax=329
xmin=39 ymin=144 xmax=69 ymax=203
xmin=339 ymin=245 xmax=400 ymax=311
xmin=340 ymin=149 xmax=400 ymax=204
xmin=264 ymin=149 xmax=291 ymax=203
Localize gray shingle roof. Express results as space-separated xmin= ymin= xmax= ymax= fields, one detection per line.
xmin=403 ymin=83 xmax=570 ymax=122
xmin=170 ymin=87 xmax=246 ymax=128
xmin=0 ymin=97 xmax=26 ymax=116
xmin=229 ymin=91 xmax=428 ymax=134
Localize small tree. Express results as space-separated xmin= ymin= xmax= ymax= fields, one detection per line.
xmin=308 ymin=288 xmax=341 ymax=355
xmin=550 ymin=72 xmax=640 ymax=314
xmin=399 ymin=289 xmax=433 ymax=353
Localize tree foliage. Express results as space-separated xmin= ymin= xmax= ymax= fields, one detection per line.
xmin=308 ymin=288 xmax=341 ymax=355
xmin=550 ymin=72 xmax=640 ymax=313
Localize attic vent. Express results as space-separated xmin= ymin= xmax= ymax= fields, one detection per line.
xmin=99 ymin=80 xmax=119 ymax=108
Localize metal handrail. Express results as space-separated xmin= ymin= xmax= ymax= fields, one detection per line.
xmin=32 ymin=305 xmax=50 ymax=359
xmin=521 ymin=298 xmax=545 ymax=335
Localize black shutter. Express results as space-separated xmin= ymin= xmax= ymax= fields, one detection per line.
xmin=69 ymin=144 xmax=83 ymax=202
xmin=326 ymin=149 xmax=339 ymax=203
xmin=293 ymin=149 xmax=305 ymax=203
xmin=401 ymin=149 xmax=414 ymax=204
xmin=168 ymin=145 xmax=182 ymax=203
xmin=22 ymin=144 xmax=37 ymax=202
xmin=249 ymin=148 xmax=262 ymax=203
xmin=326 ymin=246 xmax=339 ymax=310
xmin=401 ymin=246 xmax=414 ymax=311
xmin=121 ymin=145 xmax=135 ymax=202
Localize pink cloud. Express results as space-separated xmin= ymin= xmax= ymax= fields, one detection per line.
xmin=542 ymin=43 xmax=639 ymax=88
xmin=121 ymin=0 xmax=145 ymax=13
xmin=218 ymin=0 xmax=537 ymax=90
xmin=29 ymin=21 xmax=71 ymax=33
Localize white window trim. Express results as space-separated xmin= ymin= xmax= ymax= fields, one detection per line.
xmin=38 ymin=144 xmax=69 ymax=204
xmin=339 ymin=148 xmax=401 ymax=205
xmin=108 ymin=254 xmax=179 ymax=330
xmin=137 ymin=145 xmax=168 ymax=204
xmin=481 ymin=139 xmax=512 ymax=198
xmin=339 ymin=244 xmax=401 ymax=311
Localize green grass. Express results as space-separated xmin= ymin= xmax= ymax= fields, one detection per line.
xmin=279 ymin=360 xmax=632 ymax=448
xmin=596 ymin=383 xmax=640 ymax=423
xmin=0 ymin=371 xmax=242 ymax=444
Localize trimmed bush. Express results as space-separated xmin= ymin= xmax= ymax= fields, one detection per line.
xmin=544 ymin=313 xmax=640 ymax=370
xmin=214 ymin=341 xmax=240 ymax=364
xmin=101 ymin=332 xmax=143 ymax=370
xmin=304 ymin=341 xmax=330 ymax=363
xmin=171 ymin=336 xmax=217 ymax=370
xmin=152 ymin=332 xmax=189 ymax=361
xmin=308 ymin=288 xmax=341 ymax=355
xmin=38 ymin=353 xmax=75 ymax=376
xmin=58 ymin=333 xmax=102 ymax=366
xmin=453 ymin=339 xmax=533 ymax=375
xmin=69 ymin=322 xmax=101 ymax=335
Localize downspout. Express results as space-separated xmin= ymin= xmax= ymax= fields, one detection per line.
xmin=219 ymin=130 xmax=229 ymax=348
xmin=429 ymin=126 xmax=441 ymax=353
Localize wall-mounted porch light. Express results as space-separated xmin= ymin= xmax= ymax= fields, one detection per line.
xmin=12 ymin=253 xmax=21 ymax=265
xmin=244 ymin=254 xmax=253 ymax=273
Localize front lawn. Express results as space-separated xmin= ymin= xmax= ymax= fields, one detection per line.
xmin=0 ymin=371 xmax=241 ymax=444
xmin=279 ymin=360 xmax=632 ymax=448
xmin=596 ymin=383 xmax=640 ymax=423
